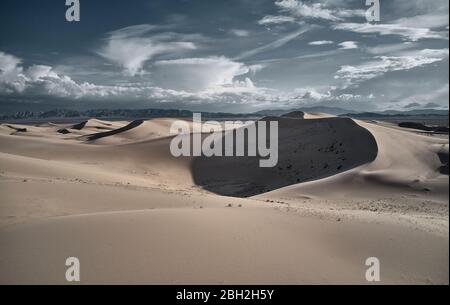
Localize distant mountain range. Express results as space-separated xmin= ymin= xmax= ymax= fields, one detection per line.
xmin=254 ymin=106 xmax=357 ymax=116
xmin=0 ymin=108 xmax=256 ymax=120
xmin=1 ymin=106 xmax=448 ymax=121
xmin=340 ymin=109 xmax=449 ymax=118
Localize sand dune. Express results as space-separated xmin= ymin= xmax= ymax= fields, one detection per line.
xmin=193 ymin=116 xmax=377 ymax=197
xmin=0 ymin=114 xmax=448 ymax=284
xmin=83 ymin=118 xmax=185 ymax=144
xmin=262 ymin=120 xmax=448 ymax=201
xmin=57 ymin=119 xmax=127 ymax=138
xmin=304 ymin=112 xmax=336 ymax=119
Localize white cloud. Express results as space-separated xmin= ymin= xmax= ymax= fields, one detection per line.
xmin=309 ymin=40 xmax=334 ymax=45
xmin=275 ymin=0 xmax=340 ymax=21
xmin=334 ymin=23 xmax=447 ymax=41
xmin=338 ymin=41 xmax=358 ymax=50
xmin=335 ymin=9 xmax=365 ymax=19
xmin=335 ymin=49 xmax=449 ymax=87
xmin=152 ymin=56 xmax=255 ymax=92
xmin=258 ymin=15 xmax=296 ymax=25
xmin=26 ymin=65 xmax=59 ymax=81
xmin=236 ymin=27 xmax=310 ymax=60
xmin=269 ymin=0 xmax=365 ymax=23
xmin=292 ymin=87 xmax=332 ymax=100
xmin=2 ymin=51 xmax=365 ymax=111
xmin=0 ymin=52 xmax=22 ymax=73
xmin=0 ymin=52 xmax=26 ymax=93
xmin=398 ymin=84 xmax=449 ymax=108
xmin=230 ymin=29 xmax=250 ymax=37
xmin=394 ymin=14 xmax=449 ymax=29
xmin=0 ymin=51 xmax=270 ymax=107
xmin=366 ymin=42 xmax=417 ymax=55
xmin=97 ymin=24 xmax=196 ymax=76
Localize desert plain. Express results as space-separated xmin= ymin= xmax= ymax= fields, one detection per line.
xmin=0 ymin=112 xmax=448 ymax=284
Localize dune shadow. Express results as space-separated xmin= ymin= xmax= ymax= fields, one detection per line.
xmin=84 ymin=120 xmax=144 ymax=141
xmin=192 ymin=117 xmax=378 ymax=197
xmin=438 ymin=151 xmax=449 ymax=175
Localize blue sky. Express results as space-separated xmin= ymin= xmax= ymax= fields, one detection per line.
xmin=0 ymin=0 xmax=448 ymax=113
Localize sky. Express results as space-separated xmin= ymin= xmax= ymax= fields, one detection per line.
xmin=0 ymin=0 xmax=448 ymax=114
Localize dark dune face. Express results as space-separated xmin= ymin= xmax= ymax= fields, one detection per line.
xmin=281 ymin=111 xmax=305 ymax=119
xmin=192 ymin=117 xmax=378 ymax=197
xmin=57 ymin=128 xmax=71 ymax=134
xmin=84 ymin=120 xmax=144 ymax=141
xmin=71 ymin=121 xmax=88 ymax=130
xmin=5 ymin=125 xmax=27 ymax=133
xmin=438 ymin=151 xmax=449 ymax=175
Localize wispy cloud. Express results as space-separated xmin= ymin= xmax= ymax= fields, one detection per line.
xmin=262 ymin=0 xmax=365 ymax=24
xmin=338 ymin=41 xmax=358 ymax=50
xmin=365 ymin=43 xmax=418 ymax=55
xmin=258 ymin=15 xmax=296 ymax=25
xmin=335 ymin=49 xmax=449 ymax=87
xmin=275 ymin=0 xmax=340 ymax=21
xmin=230 ymin=29 xmax=250 ymax=37
xmin=1 ymin=0 xmax=449 ymax=113
xmin=309 ymin=40 xmax=334 ymax=46
xmin=334 ymin=23 xmax=447 ymax=42
xmin=399 ymin=84 xmax=449 ymax=109
xmin=235 ymin=26 xmax=310 ymax=60
xmin=394 ymin=14 xmax=449 ymax=29
xmin=97 ymin=24 xmax=197 ymax=76
xmin=153 ymin=56 xmax=256 ymax=92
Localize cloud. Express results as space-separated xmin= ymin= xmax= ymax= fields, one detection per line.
xmin=258 ymin=15 xmax=296 ymax=25
xmin=0 ymin=51 xmax=271 ymax=109
xmin=267 ymin=0 xmax=365 ymax=24
xmin=5 ymin=46 xmax=445 ymax=113
xmin=275 ymin=0 xmax=340 ymax=21
xmin=338 ymin=41 xmax=358 ymax=50
xmin=2 ymin=0 xmax=449 ymax=114
xmin=424 ymin=102 xmax=443 ymax=108
xmin=0 ymin=51 xmax=26 ymax=93
xmin=335 ymin=49 xmax=449 ymax=87
xmin=26 ymin=65 xmax=59 ymax=81
xmin=0 ymin=52 xmax=22 ymax=73
xmin=394 ymin=14 xmax=449 ymax=29
xmin=335 ymin=9 xmax=365 ymax=19
xmin=152 ymin=56 xmax=256 ymax=92
xmin=0 ymin=51 xmax=145 ymax=99
xmin=283 ymin=87 xmax=378 ymax=108
xmin=309 ymin=40 xmax=334 ymax=46
xmin=291 ymin=87 xmax=332 ymax=100
xmin=399 ymin=84 xmax=449 ymax=109
xmin=334 ymin=23 xmax=447 ymax=41
xmin=390 ymin=0 xmax=449 ymax=26
xmin=230 ymin=29 xmax=250 ymax=37
xmin=97 ymin=24 xmax=197 ymax=76
xmin=366 ymin=43 xmax=417 ymax=55
xmin=236 ymin=27 xmax=310 ymax=60
xmin=2 ymin=51 xmax=379 ymax=112
xmin=403 ymin=102 xmax=421 ymax=109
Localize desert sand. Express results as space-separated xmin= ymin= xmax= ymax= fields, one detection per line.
xmin=0 ymin=114 xmax=448 ymax=284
